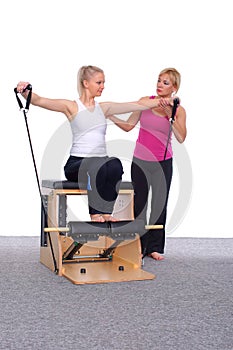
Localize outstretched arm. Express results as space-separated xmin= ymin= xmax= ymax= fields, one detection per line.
xmin=100 ymin=96 xmax=173 ymax=117
xmin=16 ymin=81 xmax=77 ymax=119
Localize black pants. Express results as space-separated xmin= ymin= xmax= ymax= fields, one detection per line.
xmin=64 ymin=156 xmax=123 ymax=215
xmin=131 ymin=157 xmax=173 ymax=255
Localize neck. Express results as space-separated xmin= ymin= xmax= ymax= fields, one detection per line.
xmin=80 ymin=94 xmax=95 ymax=107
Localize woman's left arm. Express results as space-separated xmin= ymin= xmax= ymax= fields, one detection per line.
xmin=172 ymin=106 xmax=187 ymax=143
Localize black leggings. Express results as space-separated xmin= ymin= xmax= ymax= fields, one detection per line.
xmin=64 ymin=156 xmax=123 ymax=215
xmin=131 ymin=157 xmax=173 ymax=255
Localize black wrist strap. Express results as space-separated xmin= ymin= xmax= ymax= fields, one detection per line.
xmin=14 ymin=84 xmax=32 ymax=111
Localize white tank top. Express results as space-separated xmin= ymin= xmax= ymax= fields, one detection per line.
xmin=70 ymin=99 xmax=107 ymax=157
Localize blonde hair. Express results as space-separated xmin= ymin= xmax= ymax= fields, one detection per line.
xmin=77 ymin=65 xmax=104 ymax=96
xmin=159 ymin=68 xmax=181 ymax=93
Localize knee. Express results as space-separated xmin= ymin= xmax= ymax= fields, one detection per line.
xmin=109 ymin=157 xmax=124 ymax=177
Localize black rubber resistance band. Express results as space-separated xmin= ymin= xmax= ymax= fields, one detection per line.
xmin=14 ymin=85 xmax=58 ymax=273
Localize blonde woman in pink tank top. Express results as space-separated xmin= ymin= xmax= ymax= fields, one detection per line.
xmin=109 ymin=68 xmax=187 ymax=260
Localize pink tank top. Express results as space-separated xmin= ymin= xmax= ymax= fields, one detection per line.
xmin=133 ymin=109 xmax=173 ymax=161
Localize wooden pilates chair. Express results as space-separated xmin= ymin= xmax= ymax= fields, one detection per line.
xmin=40 ymin=180 xmax=156 ymax=284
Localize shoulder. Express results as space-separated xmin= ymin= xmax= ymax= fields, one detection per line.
xmin=177 ymin=104 xmax=186 ymax=115
xmin=139 ymin=95 xmax=160 ymax=102
xmin=98 ymin=101 xmax=110 ymax=116
xmin=176 ymin=105 xmax=186 ymax=121
xmin=67 ymin=100 xmax=78 ymax=121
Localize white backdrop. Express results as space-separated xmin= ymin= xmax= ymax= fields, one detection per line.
xmin=1 ymin=0 xmax=232 ymax=237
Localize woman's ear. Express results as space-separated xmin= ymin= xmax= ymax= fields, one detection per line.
xmin=172 ymin=87 xmax=177 ymax=96
xmin=83 ymin=79 xmax=89 ymax=88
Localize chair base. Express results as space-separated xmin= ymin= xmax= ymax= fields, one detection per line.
xmin=40 ymin=180 xmax=155 ymax=284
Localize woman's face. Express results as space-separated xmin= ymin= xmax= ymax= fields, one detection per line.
xmin=156 ymin=73 xmax=175 ymax=97
xmin=84 ymin=72 xmax=105 ymax=97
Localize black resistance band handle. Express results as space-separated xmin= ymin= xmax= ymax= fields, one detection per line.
xmin=14 ymin=84 xmax=32 ymax=111
xmin=170 ymin=97 xmax=180 ymax=123
xmin=163 ymin=97 xmax=180 ymax=161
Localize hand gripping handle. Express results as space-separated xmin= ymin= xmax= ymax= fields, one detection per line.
xmin=14 ymin=84 xmax=32 ymax=111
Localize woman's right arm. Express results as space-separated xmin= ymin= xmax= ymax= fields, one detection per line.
xmin=100 ymin=96 xmax=173 ymax=117
xmin=108 ymin=110 xmax=141 ymax=132
xmin=16 ymin=81 xmax=77 ymax=119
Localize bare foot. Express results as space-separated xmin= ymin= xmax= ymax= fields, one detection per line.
xmin=148 ymin=252 xmax=165 ymax=261
xmin=140 ymin=254 xmax=144 ymax=266
xmin=90 ymin=214 xmax=105 ymax=222
xmin=101 ymin=214 xmax=119 ymax=222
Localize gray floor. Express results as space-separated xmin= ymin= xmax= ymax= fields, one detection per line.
xmin=0 ymin=236 xmax=232 ymax=350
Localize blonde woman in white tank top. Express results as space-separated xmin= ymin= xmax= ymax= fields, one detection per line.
xmin=16 ymin=65 xmax=174 ymax=222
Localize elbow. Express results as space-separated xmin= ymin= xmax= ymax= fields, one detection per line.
xmin=178 ymin=133 xmax=187 ymax=143
xmin=174 ymin=126 xmax=187 ymax=143
xmin=120 ymin=125 xmax=134 ymax=132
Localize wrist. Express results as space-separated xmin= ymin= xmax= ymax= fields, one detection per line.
xmin=171 ymin=116 xmax=177 ymax=124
